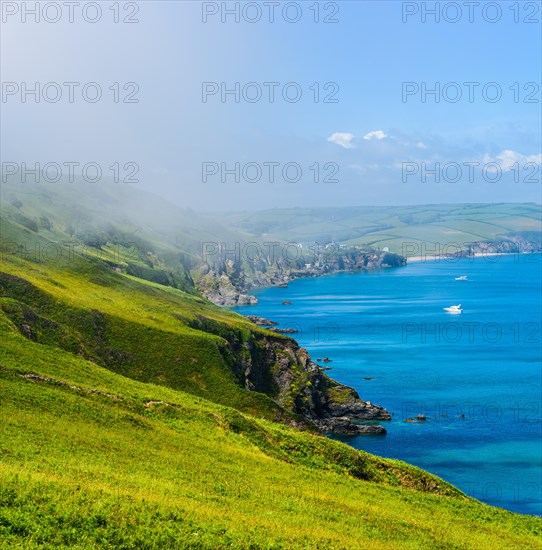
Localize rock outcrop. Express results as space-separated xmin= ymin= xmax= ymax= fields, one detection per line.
xmin=318 ymin=419 xmax=387 ymax=435
xmin=240 ymin=334 xmax=390 ymax=435
xmin=188 ymin=314 xmax=391 ymax=435
xmin=198 ymin=272 xmax=259 ymax=305
xmin=245 ymin=316 xmax=278 ymax=326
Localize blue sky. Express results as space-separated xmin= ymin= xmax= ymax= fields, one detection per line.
xmin=1 ymin=1 xmax=541 ymax=209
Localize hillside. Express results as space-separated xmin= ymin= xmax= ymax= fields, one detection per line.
xmin=1 ymin=182 xmax=541 ymax=546
xmin=1 ymin=222 xmax=541 ymax=548
xmin=1 ymin=216 xmax=396 ymax=433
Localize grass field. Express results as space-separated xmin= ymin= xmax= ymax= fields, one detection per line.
xmin=2 ymin=345 xmax=541 ymax=549
xmin=216 ymin=203 xmax=542 ymax=256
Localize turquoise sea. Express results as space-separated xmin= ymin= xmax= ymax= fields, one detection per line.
xmin=232 ymin=254 xmax=542 ymax=516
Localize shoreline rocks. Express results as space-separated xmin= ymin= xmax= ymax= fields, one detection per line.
xmin=315 ymin=418 xmax=387 ymax=435
xmin=244 ymin=315 xmax=299 ymax=334
xmin=197 ymin=250 xmax=406 ymax=306
xmin=245 ymin=315 xmax=278 ymax=327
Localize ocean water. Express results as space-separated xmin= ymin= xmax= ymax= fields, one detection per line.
xmin=232 ymin=254 xmax=542 ymax=516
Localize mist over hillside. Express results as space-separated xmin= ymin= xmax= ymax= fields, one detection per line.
xmin=3 ymin=178 xmax=540 ymax=304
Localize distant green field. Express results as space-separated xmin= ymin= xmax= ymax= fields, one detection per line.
xmin=216 ymin=203 xmax=542 ymax=257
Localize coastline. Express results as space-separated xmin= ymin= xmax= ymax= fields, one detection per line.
xmin=233 ymin=251 xmax=541 ymax=299
xmin=237 ymin=254 xmax=542 ymax=516
xmin=200 ymin=250 xmax=406 ymax=306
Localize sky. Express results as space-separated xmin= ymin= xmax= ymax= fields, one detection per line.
xmin=1 ymin=0 xmax=541 ymax=210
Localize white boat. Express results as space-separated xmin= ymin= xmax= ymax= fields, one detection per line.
xmin=455 ymin=275 xmax=468 ymax=281
xmin=443 ymin=304 xmax=463 ymax=313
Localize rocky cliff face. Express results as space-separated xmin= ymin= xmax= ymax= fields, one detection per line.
xmin=195 ymin=270 xmax=258 ymax=306
xmin=197 ymin=249 xmax=406 ymax=306
xmin=236 ymin=331 xmax=391 ymax=434
xmin=191 ymin=249 xmax=399 ymax=432
xmin=190 ymin=315 xmax=390 ymax=434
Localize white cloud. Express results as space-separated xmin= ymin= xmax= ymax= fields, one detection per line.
xmin=482 ymin=149 xmax=542 ymax=172
xmin=363 ymin=130 xmax=387 ymax=141
xmin=327 ymin=132 xmax=356 ymax=149
xmin=416 ymin=141 xmax=427 ymax=149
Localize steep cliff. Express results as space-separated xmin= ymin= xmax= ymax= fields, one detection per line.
xmin=189 ymin=314 xmax=390 ymax=434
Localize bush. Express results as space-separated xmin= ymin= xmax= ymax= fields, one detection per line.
xmin=14 ymin=213 xmax=38 ymax=232
xmin=39 ymin=216 xmax=53 ymax=231
xmin=76 ymin=229 xmax=108 ymax=249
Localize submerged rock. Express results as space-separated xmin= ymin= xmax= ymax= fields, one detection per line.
xmin=405 ymin=415 xmax=428 ymax=423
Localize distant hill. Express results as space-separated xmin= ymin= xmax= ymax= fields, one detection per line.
xmin=2 ymin=180 xmax=540 ymax=306
xmin=214 ymin=203 xmax=542 ymax=257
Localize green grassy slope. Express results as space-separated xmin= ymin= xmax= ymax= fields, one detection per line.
xmin=2 ymin=309 xmax=541 ymax=548
xmin=0 ymin=218 xmax=397 ymax=427
xmin=1 ymin=178 xmax=257 ymax=294
xmin=0 ymin=217 xmax=292 ymax=422
xmin=0 ymin=317 xmax=542 ymax=548
xmin=1 ymin=219 xmax=541 ymax=547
